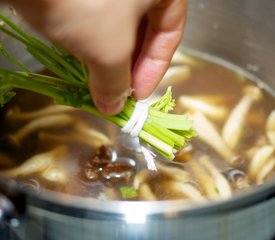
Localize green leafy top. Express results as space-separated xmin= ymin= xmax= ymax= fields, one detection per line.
xmin=151 ymin=86 xmax=175 ymax=113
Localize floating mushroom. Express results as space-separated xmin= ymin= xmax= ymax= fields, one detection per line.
xmin=8 ymin=114 xmax=73 ymax=145
xmin=189 ymin=160 xmax=220 ymax=200
xmin=227 ymin=168 xmax=250 ymax=190
xmin=161 ymin=180 xmax=204 ymax=202
xmin=266 ymin=131 xmax=275 ymax=147
xmin=39 ymin=128 xmax=111 ymax=149
xmin=199 ymin=156 xmax=232 ymax=200
xmin=138 ymin=183 xmax=157 ymax=201
xmin=222 ymin=85 xmax=262 ymax=149
xmin=6 ymin=105 xmax=75 ymax=121
xmin=41 ymin=166 xmax=69 ymax=184
xmin=156 ymin=162 xmax=193 ymax=182
xmin=266 ymin=110 xmax=275 ymax=131
xmin=265 ymin=110 xmax=275 ymax=147
xmin=75 ymin=122 xmax=112 ymax=146
xmin=171 ymin=51 xmax=200 ymax=67
xmin=192 ymin=112 xmax=234 ymax=163
xmin=161 ymin=66 xmax=190 ymax=86
xmin=0 ymin=146 xmax=68 ymax=177
xmin=133 ymin=169 xmax=151 ymax=189
xmin=248 ymin=145 xmax=274 ymax=181
xmin=256 ymin=157 xmax=275 ymax=184
xmin=178 ymin=96 xmax=228 ymax=120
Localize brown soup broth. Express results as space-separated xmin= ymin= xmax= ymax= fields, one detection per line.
xmin=0 ymin=53 xmax=275 ymax=202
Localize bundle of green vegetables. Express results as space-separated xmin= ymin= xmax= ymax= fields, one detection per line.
xmin=0 ymin=14 xmax=196 ymax=160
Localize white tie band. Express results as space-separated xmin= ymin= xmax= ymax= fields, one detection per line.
xmin=121 ymin=99 xmax=157 ymax=171
xmin=121 ymin=100 xmax=150 ymax=137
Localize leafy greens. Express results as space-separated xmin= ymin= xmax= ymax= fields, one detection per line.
xmin=0 ymin=14 xmax=196 ymax=160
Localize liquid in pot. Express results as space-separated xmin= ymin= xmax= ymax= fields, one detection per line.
xmin=0 ymin=52 xmax=275 ymax=204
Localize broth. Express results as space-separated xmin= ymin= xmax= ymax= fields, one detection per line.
xmin=1 ymin=52 xmax=275 ymax=203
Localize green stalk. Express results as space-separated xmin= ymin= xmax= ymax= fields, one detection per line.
xmin=0 ymin=14 xmax=196 ymax=160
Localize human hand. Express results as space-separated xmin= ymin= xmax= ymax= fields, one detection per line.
xmin=7 ymin=0 xmax=187 ymax=115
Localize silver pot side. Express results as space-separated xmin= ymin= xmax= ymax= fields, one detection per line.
xmin=183 ymin=0 xmax=275 ymax=89
xmin=8 ymin=190 xmax=275 ymax=240
xmin=1 ymin=1 xmax=275 ymax=239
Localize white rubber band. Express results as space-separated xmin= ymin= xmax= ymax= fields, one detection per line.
xmin=121 ymin=100 xmax=150 ymax=137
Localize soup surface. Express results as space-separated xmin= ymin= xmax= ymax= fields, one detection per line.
xmin=1 ymin=52 xmax=275 ymax=203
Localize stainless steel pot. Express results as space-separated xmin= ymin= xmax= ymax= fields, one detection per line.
xmin=1 ymin=1 xmax=275 ymax=239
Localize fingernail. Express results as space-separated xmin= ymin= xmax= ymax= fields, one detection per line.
xmin=95 ymin=98 xmax=125 ymax=115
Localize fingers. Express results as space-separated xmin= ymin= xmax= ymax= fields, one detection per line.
xmin=88 ymin=59 xmax=132 ymax=116
xmin=9 ymin=0 xmax=138 ymax=115
xmin=132 ymin=0 xmax=188 ymax=99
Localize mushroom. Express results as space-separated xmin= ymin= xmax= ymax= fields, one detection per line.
xmin=39 ymin=127 xmax=111 ymax=149
xmin=256 ymin=157 xmax=275 ymax=184
xmin=189 ymin=160 xmax=220 ymax=200
xmin=161 ymin=180 xmax=205 ymax=202
xmin=41 ymin=166 xmax=69 ymax=184
xmin=133 ymin=169 xmax=151 ymax=189
xmin=192 ymin=112 xmax=234 ymax=163
xmin=75 ymin=122 xmax=112 ymax=146
xmin=266 ymin=110 xmax=275 ymax=131
xmin=6 ymin=105 xmax=74 ymax=121
xmin=171 ymin=51 xmax=200 ymax=67
xmin=248 ymin=145 xmax=274 ymax=181
xmin=199 ymin=156 xmax=232 ymax=200
xmin=227 ymin=168 xmax=250 ymax=190
xmin=178 ymin=96 xmax=228 ymax=120
xmin=267 ymin=132 xmax=275 ymax=147
xmin=265 ymin=110 xmax=275 ymax=147
xmin=0 ymin=146 xmax=68 ymax=177
xmin=160 ymin=66 xmax=190 ymax=86
xmin=156 ymin=162 xmax=193 ymax=182
xmin=222 ymin=85 xmax=262 ymax=149
xmin=8 ymin=114 xmax=73 ymax=145
xmin=138 ymin=183 xmax=157 ymax=201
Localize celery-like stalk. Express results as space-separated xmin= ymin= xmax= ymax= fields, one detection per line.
xmin=0 ymin=14 xmax=196 ymax=160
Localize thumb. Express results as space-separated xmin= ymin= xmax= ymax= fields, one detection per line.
xmin=88 ymin=59 xmax=131 ymax=116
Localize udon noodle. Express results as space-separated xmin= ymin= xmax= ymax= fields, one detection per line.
xmin=1 ymin=51 xmax=275 ymax=204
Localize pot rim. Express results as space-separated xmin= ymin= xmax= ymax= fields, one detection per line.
xmin=1 ymin=175 xmax=275 ymax=220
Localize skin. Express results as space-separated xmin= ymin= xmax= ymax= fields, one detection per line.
xmin=4 ymin=0 xmax=187 ymax=115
